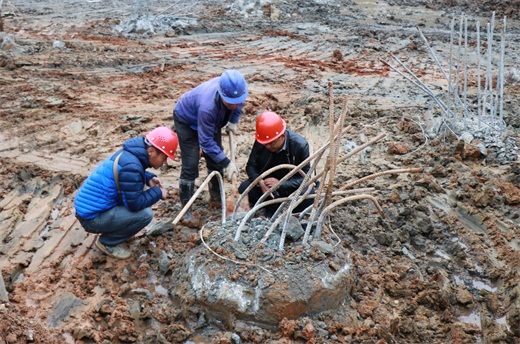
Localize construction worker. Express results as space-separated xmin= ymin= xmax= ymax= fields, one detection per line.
xmin=238 ymin=111 xmax=315 ymax=217
xmin=173 ymin=69 xmax=247 ymax=228
xmin=74 ymin=127 xmax=178 ymax=259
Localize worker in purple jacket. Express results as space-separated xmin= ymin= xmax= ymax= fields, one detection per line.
xmin=173 ymin=69 xmax=248 ymax=228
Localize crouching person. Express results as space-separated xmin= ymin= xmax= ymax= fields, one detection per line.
xmin=239 ymin=111 xmax=315 ymax=217
xmin=74 ymin=127 xmax=178 ymax=259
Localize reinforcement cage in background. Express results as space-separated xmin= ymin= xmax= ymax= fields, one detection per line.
xmin=385 ymin=12 xmax=509 ymax=142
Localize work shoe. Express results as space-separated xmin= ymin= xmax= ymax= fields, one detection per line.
xmin=179 ymin=179 xmax=201 ymax=229
xmin=209 ymin=199 xmax=222 ymax=209
xmin=95 ymin=238 xmax=131 ymax=259
xmin=208 ymin=177 xmax=222 ymax=210
xmin=180 ymin=212 xmax=201 ymax=229
xmin=147 ymin=218 xmax=173 ymax=237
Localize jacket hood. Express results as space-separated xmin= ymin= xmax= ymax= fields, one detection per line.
xmin=122 ymin=136 xmax=150 ymax=169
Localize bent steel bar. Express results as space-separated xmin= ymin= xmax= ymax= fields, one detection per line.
xmin=172 ymin=171 xmax=226 ymax=226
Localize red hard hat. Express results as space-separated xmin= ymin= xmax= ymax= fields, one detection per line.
xmin=255 ymin=112 xmax=286 ymax=144
xmin=146 ymin=126 xmax=178 ymax=159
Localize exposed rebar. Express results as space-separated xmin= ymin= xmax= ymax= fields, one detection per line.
xmin=231 ymin=164 xmax=307 ymax=219
xmin=387 ymin=13 xmax=507 ymax=145
xmin=172 ymin=171 xmax=226 ymax=226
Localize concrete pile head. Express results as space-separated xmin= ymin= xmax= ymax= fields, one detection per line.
xmin=171 ymin=216 xmax=353 ymax=329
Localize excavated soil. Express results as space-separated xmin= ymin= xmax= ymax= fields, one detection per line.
xmin=0 ymin=0 xmax=519 ymax=343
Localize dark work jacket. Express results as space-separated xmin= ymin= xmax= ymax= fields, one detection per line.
xmin=245 ymin=129 xmax=311 ymax=197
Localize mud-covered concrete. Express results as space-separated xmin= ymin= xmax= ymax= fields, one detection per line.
xmin=173 ymin=219 xmax=353 ymax=329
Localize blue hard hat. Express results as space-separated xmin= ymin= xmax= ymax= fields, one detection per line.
xmin=217 ymin=69 xmax=248 ymax=105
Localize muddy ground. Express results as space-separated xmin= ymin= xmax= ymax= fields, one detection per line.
xmin=0 ymin=0 xmax=519 ymax=343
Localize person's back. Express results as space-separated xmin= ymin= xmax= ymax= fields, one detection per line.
xmin=74 ymin=136 xmax=160 ymax=219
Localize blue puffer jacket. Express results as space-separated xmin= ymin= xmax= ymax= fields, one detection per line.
xmin=74 ymin=136 xmax=162 ymax=220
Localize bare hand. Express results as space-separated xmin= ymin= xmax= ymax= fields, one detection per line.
xmin=149 ymin=177 xmax=162 ymax=188
xmin=263 ymin=177 xmax=279 ymax=188
xmin=161 ymin=188 xmax=168 ymax=200
xmin=260 ymin=179 xmax=277 ymax=198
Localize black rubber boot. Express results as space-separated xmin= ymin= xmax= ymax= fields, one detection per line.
xmin=208 ymin=177 xmax=222 ymax=209
xmin=179 ymin=179 xmax=200 ymax=228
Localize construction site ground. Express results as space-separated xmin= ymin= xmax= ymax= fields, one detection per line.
xmin=0 ymin=0 xmax=519 ymax=343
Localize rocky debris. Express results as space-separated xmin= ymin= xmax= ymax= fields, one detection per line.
xmin=388 ymin=142 xmax=409 ymax=155
xmin=0 ymin=32 xmax=16 ymax=50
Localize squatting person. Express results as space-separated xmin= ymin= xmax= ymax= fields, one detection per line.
xmin=74 ymin=126 xmax=178 ymax=259
xmin=239 ymin=111 xmax=315 ymax=217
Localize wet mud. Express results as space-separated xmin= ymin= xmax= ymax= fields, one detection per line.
xmin=0 ymin=0 xmax=519 ymax=343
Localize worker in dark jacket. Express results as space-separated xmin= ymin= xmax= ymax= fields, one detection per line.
xmin=238 ymin=111 xmax=314 ymax=217
xmin=173 ymin=69 xmax=247 ymax=228
xmin=74 ymin=126 xmax=178 ymax=259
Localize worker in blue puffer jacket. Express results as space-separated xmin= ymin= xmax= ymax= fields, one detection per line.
xmin=74 ymin=126 xmax=178 ymax=259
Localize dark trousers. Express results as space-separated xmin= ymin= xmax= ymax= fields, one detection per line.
xmin=78 ymin=206 xmax=153 ymax=246
xmin=174 ymin=112 xmax=223 ymax=181
xmin=239 ymin=178 xmax=315 ymax=217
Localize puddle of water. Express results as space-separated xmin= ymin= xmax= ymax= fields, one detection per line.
xmin=434 ymin=249 xmax=451 ymax=260
xmin=458 ymin=311 xmax=481 ymax=329
xmin=472 ymin=280 xmax=497 ymax=293
xmin=496 ymin=316 xmax=510 ymax=331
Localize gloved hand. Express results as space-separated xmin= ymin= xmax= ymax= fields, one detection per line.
xmin=225 ymin=161 xmax=239 ymax=181
xmin=225 ymin=122 xmax=238 ymax=135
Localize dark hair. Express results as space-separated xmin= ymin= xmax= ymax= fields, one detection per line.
xmin=144 ymin=137 xmax=162 ymax=155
